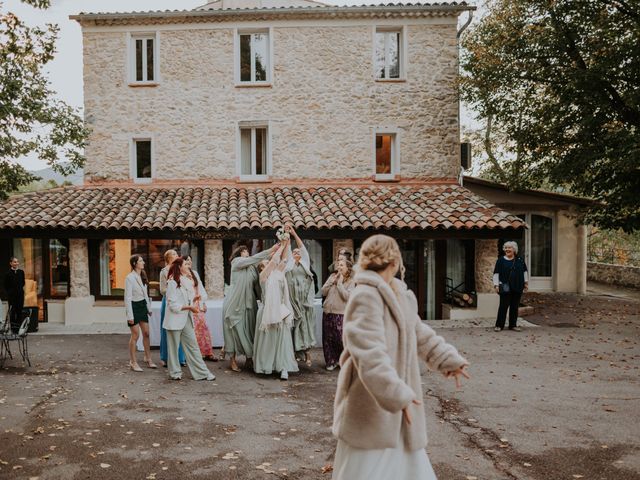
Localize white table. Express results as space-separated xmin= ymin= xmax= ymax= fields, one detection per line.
xmin=138 ymin=298 xmax=324 ymax=351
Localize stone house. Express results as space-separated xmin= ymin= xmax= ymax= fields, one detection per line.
xmin=0 ymin=0 xmax=539 ymax=326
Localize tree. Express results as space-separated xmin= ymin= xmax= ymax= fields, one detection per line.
xmin=0 ymin=0 xmax=88 ymax=199
xmin=461 ymin=0 xmax=640 ymax=232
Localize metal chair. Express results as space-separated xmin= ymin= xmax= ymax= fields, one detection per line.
xmin=0 ymin=309 xmax=31 ymax=368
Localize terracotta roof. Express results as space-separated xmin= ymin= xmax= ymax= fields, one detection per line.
xmin=70 ymin=3 xmax=473 ymax=24
xmin=0 ymin=184 xmax=524 ymax=234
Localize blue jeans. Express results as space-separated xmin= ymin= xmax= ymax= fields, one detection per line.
xmin=160 ymin=296 xmax=185 ymax=364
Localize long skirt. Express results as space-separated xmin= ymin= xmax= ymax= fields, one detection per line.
xmin=322 ymin=312 xmax=344 ymax=367
xmin=293 ymin=305 xmax=316 ymax=353
xmin=160 ymin=296 xmax=185 ymax=364
xmin=193 ymin=311 xmax=214 ymax=357
xmin=332 ymin=440 xmax=437 ymax=480
xmin=253 ymin=319 xmax=299 ymax=375
xmin=222 ymin=307 xmax=257 ymax=358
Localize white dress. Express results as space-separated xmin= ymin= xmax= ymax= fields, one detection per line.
xmin=332 ymin=440 xmax=437 ymax=480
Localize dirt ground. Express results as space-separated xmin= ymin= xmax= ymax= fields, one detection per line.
xmin=1 ymin=288 xmax=638 ymax=480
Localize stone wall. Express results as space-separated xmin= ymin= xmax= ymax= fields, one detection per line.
xmin=475 ymin=239 xmax=497 ymax=293
xmin=587 ymin=262 xmax=640 ymax=289
xmin=82 ymin=20 xmax=459 ymax=182
xmin=204 ymin=239 xmax=225 ymax=299
xmin=69 ymin=239 xmax=90 ymax=297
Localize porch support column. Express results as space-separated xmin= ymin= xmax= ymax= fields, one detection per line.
xmin=475 ymin=239 xmax=497 ymax=293
xmin=204 ymin=239 xmax=224 ymax=299
xmin=576 ymin=224 xmax=587 ymax=295
xmin=69 ymin=238 xmax=90 ymax=298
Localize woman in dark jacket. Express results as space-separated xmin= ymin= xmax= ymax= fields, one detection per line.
xmin=493 ymin=241 xmax=528 ymax=332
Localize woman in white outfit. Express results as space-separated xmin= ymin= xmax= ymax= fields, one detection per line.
xmin=332 ymin=235 xmax=470 ymax=480
xmin=124 ymin=255 xmax=155 ymax=372
xmin=164 ymin=257 xmax=216 ymax=381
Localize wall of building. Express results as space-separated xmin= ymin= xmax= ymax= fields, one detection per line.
xmin=82 ymin=19 xmax=459 ymax=182
xmin=587 ymin=262 xmax=640 ymax=289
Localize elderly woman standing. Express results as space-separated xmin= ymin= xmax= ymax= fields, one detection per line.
xmin=321 ymin=258 xmax=354 ymax=371
xmin=159 ymin=249 xmax=185 ymax=367
xmin=332 ymin=235 xmax=469 ymax=480
xmin=286 ymin=227 xmax=316 ymax=367
xmin=493 ymin=241 xmax=529 ymax=332
xmin=164 ymin=257 xmax=215 ymax=381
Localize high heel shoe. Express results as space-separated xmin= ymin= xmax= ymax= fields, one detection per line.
xmin=129 ymin=361 xmax=143 ymax=372
xmin=144 ymin=358 xmax=158 ymax=369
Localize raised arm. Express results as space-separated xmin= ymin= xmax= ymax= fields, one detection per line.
xmin=233 ymin=247 xmax=273 ymax=270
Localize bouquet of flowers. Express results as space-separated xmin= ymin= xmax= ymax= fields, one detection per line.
xmin=276 ymin=227 xmax=290 ymax=242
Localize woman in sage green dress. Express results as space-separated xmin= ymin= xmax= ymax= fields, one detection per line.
xmin=286 ymin=227 xmax=316 ymax=367
xmin=253 ymin=241 xmax=299 ymax=381
xmin=223 ymin=243 xmax=276 ymax=372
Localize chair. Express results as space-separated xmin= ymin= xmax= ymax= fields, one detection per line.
xmin=0 ymin=308 xmax=31 ymax=368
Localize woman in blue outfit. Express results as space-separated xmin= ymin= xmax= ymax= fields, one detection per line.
xmin=159 ymin=249 xmax=186 ymax=367
xmin=493 ymin=241 xmax=529 ymax=332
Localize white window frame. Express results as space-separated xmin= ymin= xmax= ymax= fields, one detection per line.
xmin=236 ymin=121 xmax=272 ymax=182
xmin=372 ymin=127 xmax=400 ymax=181
xmin=513 ymin=212 xmax=556 ymax=291
xmin=234 ymin=28 xmax=273 ymax=86
xmin=127 ymin=32 xmax=160 ymax=86
xmin=130 ymin=136 xmax=155 ymax=183
xmin=373 ymin=26 xmax=407 ymax=81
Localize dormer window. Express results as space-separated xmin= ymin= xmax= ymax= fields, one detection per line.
xmin=129 ymin=33 xmax=159 ymax=85
xmin=236 ymin=29 xmax=272 ymax=85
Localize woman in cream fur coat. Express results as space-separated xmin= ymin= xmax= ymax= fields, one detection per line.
xmin=332 ymin=235 xmax=469 ymax=480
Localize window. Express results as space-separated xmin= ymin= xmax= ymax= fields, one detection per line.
xmin=374 ymin=131 xmax=399 ymax=179
xmin=530 ymin=214 xmax=553 ymax=277
xmin=239 ymin=124 xmax=269 ymax=179
xmin=131 ymin=138 xmax=152 ymax=182
xmin=129 ymin=34 xmax=157 ymax=84
xmin=375 ymin=28 xmax=403 ymax=80
xmin=237 ymin=31 xmax=270 ymax=84
xmin=94 ymin=239 xmax=201 ymax=299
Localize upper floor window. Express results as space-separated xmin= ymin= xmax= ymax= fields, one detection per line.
xmin=236 ymin=30 xmax=271 ymax=85
xmin=238 ymin=123 xmax=270 ymax=180
xmin=374 ymin=130 xmax=399 ymax=180
xmin=375 ymin=28 xmax=404 ymax=80
xmin=131 ymin=138 xmax=153 ymax=182
xmin=129 ymin=33 xmax=158 ymax=84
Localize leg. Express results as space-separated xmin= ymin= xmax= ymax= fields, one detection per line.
xmin=128 ymin=325 xmax=140 ymax=366
xmin=180 ymin=321 xmax=214 ymax=380
xmin=139 ymin=321 xmax=157 ymax=367
xmin=160 ymin=297 xmax=168 ymax=365
xmin=165 ymin=329 xmax=183 ymax=379
xmin=508 ymin=292 xmax=522 ymax=329
xmin=495 ymin=294 xmax=510 ymax=330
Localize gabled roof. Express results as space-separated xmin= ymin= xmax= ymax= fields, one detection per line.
xmin=70 ymin=2 xmax=474 ymax=25
xmin=0 ymin=184 xmax=524 ymax=237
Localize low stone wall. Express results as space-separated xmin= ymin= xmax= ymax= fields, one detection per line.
xmin=587 ymin=262 xmax=640 ymax=289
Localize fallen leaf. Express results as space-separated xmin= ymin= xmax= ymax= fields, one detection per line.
xmin=100 ymin=463 xmax=111 ymax=468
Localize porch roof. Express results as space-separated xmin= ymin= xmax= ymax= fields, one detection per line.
xmin=0 ymin=184 xmax=525 ymax=237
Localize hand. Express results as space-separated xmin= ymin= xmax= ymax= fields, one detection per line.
xmin=147 ymin=311 xmax=153 ymax=316
xmin=190 ymin=306 xmax=199 ymax=314
xmin=524 ymin=282 xmax=529 ymax=292
xmin=202 ymin=304 xmax=208 ymax=313
xmin=127 ymin=319 xmax=134 ymax=325
xmin=494 ymin=286 xmax=499 ymax=294
xmin=402 ymin=399 xmax=422 ymax=425
xmin=337 ymin=274 xmax=343 ymax=285
xmin=444 ymin=365 xmax=470 ymax=389
xmin=193 ymin=295 xmax=201 ymax=302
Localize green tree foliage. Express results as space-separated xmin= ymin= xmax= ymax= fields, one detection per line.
xmin=461 ymin=0 xmax=640 ymax=232
xmin=0 ymin=0 xmax=88 ymax=199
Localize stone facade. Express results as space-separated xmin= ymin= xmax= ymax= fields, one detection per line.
xmin=69 ymin=238 xmax=90 ymax=298
xmin=474 ymin=239 xmax=497 ymax=293
xmin=587 ymin=262 xmax=640 ymax=289
xmin=204 ymin=239 xmax=225 ymax=299
xmin=82 ymin=20 xmax=459 ymax=182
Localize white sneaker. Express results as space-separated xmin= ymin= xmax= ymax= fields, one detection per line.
xmin=205 ymin=374 xmax=216 ymax=381
xmin=326 ymin=364 xmax=336 ymax=371
xmin=280 ymin=370 xmax=289 ymax=380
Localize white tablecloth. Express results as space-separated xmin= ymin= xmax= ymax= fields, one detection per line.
xmin=138 ymin=298 xmax=324 ymax=351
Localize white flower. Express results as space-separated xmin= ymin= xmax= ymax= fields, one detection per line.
xmin=276 ymin=228 xmax=290 ymax=241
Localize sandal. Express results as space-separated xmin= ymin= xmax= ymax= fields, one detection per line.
xmin=144 ymin=358 xmax=158 ymax=369
xmin=129 ymin=361 xmax=143 ymax=372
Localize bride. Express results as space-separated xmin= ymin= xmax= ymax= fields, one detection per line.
xmin=253 ymin=237 xmax=299 ymax=380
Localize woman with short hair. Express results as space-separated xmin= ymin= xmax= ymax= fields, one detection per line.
xmin=493 ymin=241 xmax=529 ymax=332
xmin=124 ymin=255 xmax=154 ymax=372
xmin=331 ymin=234 xmax=469 ymax=480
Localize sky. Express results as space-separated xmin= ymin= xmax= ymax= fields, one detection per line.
xmin=6 ymin=0 xmax=479 ymax=170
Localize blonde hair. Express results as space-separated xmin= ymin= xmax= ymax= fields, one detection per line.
xmin=357 ymin=235 xmax=404 ymax=280
xmin=164 ymin=249 xmax=177 ymax=263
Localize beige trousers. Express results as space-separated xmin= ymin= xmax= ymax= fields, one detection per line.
xmin=166 ymin=318 xmax=212 ymax=380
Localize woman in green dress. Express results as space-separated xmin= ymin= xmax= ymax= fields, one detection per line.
xmin=223 ymin=243 xmax=276 ymax=372
xmin=286 ymin=227 xmax=316 ymax=367
xmin=253 ymin=240 xmax=299 ymax=380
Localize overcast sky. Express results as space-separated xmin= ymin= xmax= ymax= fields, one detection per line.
xmin=6 ymin=0 xmax=478 ymax=171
